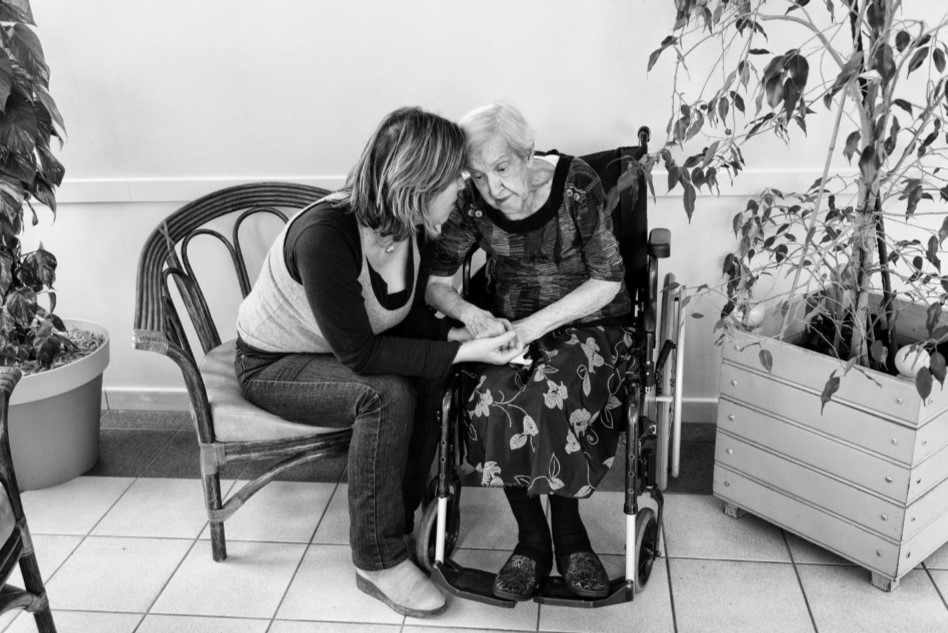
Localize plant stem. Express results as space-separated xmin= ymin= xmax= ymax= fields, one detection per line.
xmin=778 ymin=89 xmax=850 ymax=340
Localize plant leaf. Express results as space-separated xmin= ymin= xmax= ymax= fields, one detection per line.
xmin=931 ymin=352 xmax=947 ymax=386
xmin=917 ymin=367 xmax=934 ymax=400
xmin=908 ymin=47 xmax=929 ymax=76
xmin=759 ymin=349 xmax=773 ymax=372
xmin=843 ymin=130 xmax=860 ymax=163
xmin=820 ymin=374 xmax=840 ymax=414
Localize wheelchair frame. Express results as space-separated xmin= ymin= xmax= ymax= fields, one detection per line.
xmin=418 ymin=129 xmax=686 ymax=608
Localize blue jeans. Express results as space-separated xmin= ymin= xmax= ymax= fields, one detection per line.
xmin=235 ymin=341 xmax=442 ymax=571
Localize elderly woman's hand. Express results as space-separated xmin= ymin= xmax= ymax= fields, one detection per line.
xmin=464 ymin=308 xmax=511 ymax=340
xmin=511 ymin=317 xmax=544 ymax=348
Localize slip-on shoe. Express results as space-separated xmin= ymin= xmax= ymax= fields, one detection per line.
xmin=355 ymin=559 xmax=447 ymax=617
xmin=557 ymin=550 xmax=609 ymax=599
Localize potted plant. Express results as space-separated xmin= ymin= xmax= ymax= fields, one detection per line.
xmin=643 ymin=0 xmax=948 ymax=590
xmin=0 ymin=0 xmax=108 ymax=490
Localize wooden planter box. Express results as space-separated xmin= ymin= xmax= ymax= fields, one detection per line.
xmin=713 ymin=301 xmax=948 ymax=591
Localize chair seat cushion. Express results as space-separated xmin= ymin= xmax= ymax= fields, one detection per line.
xmin=0 ymin=484 xmax=15 ymax=546
xmin=199 ymin=340 xmax=339 ymax=442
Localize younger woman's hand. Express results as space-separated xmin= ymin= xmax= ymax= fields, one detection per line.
xmin=454 ymin=331 xmax=524 ymax=365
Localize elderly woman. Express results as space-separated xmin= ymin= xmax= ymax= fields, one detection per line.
xmin=236 ymin=107 xmax=523 ymax=618
xmin=425 ymin=102 xmax=635 ymax=601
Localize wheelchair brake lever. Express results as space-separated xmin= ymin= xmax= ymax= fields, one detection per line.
xmin=654 ymin=339 xmax=677 ymax=377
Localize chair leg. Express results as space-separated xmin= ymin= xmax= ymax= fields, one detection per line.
xmin=32 ymin=607 xmax=56 ymax=633
xmin=203 ymin=473 xmax=227 ymax=561
xmin=19 ymin=527 xmax=56 ymax=632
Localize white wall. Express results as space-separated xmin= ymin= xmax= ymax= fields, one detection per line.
xmin=27 ymin=0 xmax=930 ymax=415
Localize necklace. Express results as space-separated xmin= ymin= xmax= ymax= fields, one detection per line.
xmin=371 ymin=229 xmax=397 ymax=253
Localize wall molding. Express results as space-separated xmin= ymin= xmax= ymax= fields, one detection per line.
xmin=57 ymin=168 xmax=858 ymax=205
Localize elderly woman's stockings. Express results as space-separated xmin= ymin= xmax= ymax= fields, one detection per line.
xmin=502 ymin=488 xmax=592 ymax=566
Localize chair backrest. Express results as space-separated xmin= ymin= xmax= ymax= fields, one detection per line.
xmin=578 ymin=133 xmax=650 ymax=310
xmin=133 ymin=182 xmax=328 ymax=361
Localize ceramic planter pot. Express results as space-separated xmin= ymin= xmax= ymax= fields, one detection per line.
xmin=713 ymin=299 xmax=948 ymax=591
xmin=8 ymin=318 xmax=110 ymax=490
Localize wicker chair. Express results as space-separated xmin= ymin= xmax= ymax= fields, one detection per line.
xmin=0 ymin=367 xmax=56 ymax=631
xmin=133 ymin=182 xmax=353 ymax=561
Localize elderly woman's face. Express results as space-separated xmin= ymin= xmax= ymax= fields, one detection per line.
xmin=468 ymin=136 xmax=530 ymax=216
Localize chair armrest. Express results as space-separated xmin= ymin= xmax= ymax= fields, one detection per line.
xmin=133 ymin=328 xmax=217 ymax=444
xmin=648 ymin=228 xmax=671 ymax=259
xmin=0 ymin=367 xmax=23 ymax=510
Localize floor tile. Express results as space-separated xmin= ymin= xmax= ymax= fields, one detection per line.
xmin=271 ymin=623 xmax=402 ymax=632
xmin=669 ymin=558 xmax=813 ymax=633
xmin=3 ymin=610 xmax=142 ymax=633
xmin=199 ymin=480 xmax=335 ymax=543
xmin=929 ymin=570 xmax=948 ymax=606
xmin=151 ymin=540 xmax=307 ymax=619
xmin=785 ymin=531 xmax=853 ymax=566
xmin=925 ymin=540 xmax=948 ymax=570
xmin=799 ymin=564 xmax=948 ymax=632
xmin=405 ymin=548 xmax=539 ymax=631
xmin=93 ymin=477 xmax=212 ymax=538
xmin=136 ymin=614 xmax=270 ymax=632
xmin=277 ymin=544 xmax=403 ymax=625
xmin=21 ymin=476 xmax=135 ymax=535
xmin=538 ymin=554 xmax=674 ymax=633
xmin=310 ymin=485 xmax=350 ymax=545
xmin=45 ymin=535 xmax=193 ymax=612
xmin=402 ymin=628 xmax=523 ymax=633
xmin=9 ymin=533 xmax=82 ymax=584
xmin=450 ymin=487 xmax=519 ymax=551
xmin=662 ymin=493 xmax=791 ymax=562
xmin=579 ymin=491 xmax=662 ymax=557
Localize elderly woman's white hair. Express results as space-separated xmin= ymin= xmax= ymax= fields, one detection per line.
xmin=458 ymin=102 xmax=535 ymax=163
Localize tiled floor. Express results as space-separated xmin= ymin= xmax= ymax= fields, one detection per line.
xmin=3 ymin=412 xmax=948 ymax=632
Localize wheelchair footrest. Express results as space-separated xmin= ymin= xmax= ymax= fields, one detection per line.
xmin=534 ymin=576 xmax=634 ymax=608
xmin=432 ymin=560 xmax=517 ymax=608
xmin=433 ymin=560 xmax=635 ymax=609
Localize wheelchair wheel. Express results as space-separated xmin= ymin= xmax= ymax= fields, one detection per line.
xmin=416 ymin=486 xmax=462 ymax=573
xmin=634 ymin=508 xmax=659 ymax=592
xmin=655 ymin=273 xmax=682 ymax=490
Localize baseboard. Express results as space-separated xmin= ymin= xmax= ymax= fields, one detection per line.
xmin=103 ymin=388 xmax=191 ymax=412
xmin=103 ymin=388 xmax=720 ymax=421
xmin=682 ymin=397 xmax=718 ymax=424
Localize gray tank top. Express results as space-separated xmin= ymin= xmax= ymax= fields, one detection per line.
xmin=236 ymin=207 xmax=418 ymax=353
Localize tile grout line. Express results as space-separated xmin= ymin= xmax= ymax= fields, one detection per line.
xmin=923 ymin=563 xmax=948 ymax=612
xmin=134 ymin=534 xmax=203 ymax=631
xmin=661 ymin=525 xmax=679 ymax=633
xmin=268 ymin=477 xmax=344 ymax=626
xmin=783 ymin=530 xmax=820 ymax=633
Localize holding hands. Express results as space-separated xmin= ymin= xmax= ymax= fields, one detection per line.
xmin=455 ymin=330 xmax=523 ymax=365
xmin=464 ymin=308 xmax=511 ymax=340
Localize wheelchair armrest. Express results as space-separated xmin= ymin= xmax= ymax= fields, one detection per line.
xmin=648 ymin=228 xmax=671 ymax=259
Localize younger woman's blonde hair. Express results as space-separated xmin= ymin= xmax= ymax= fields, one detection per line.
xmin=343 ymin=107 xmax=465 ymax=240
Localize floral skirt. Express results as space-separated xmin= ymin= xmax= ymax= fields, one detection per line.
xmin=461 ymin=324 xmax=638 ymax=498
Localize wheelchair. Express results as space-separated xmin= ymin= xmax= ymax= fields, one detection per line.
xmin=415 ymin=128 xmax=686 ymax=608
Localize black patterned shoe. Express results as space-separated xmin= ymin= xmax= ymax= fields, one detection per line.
xmin=492 ymin=553 xmax=550 ymax=601
xmin=557 ymin=551 xmax=609 ymax=599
